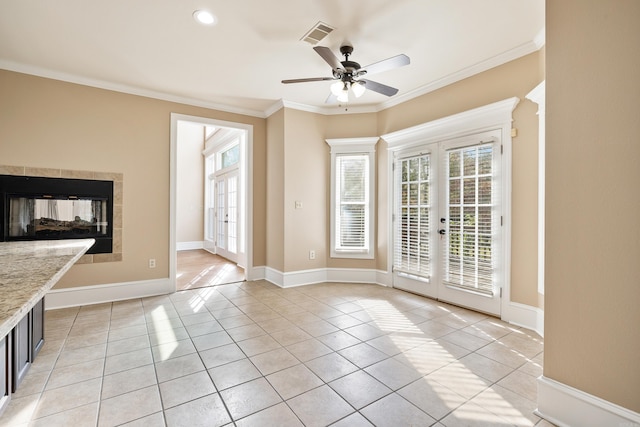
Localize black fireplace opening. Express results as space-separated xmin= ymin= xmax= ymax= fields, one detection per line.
xmin=1 ymin=175 xmax=113 ymax=254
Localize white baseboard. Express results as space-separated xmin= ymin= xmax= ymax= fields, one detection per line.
xmin=263 ymin=267 xmax=325 ymax=288
xmin=502 ymin=301 xmax=544 ymax=337
xmin=260 ymin=267 xmax=387 ymax=289
xmin=176 ymin=241 xmax=204 ymax=251
xmin=45 ymin=278 xmax=174 ymax=310
xmin=262 ymin=266 xmax=281 ymax=286
xmin=325 ymin=268 xmax=378 ymax=284
xmin=376 ymin=269 xmax=392 ymax=287
xmin=247 ymin=266 xmax=265 ymax=282
xmin=537 ymin=376 xmax=640 ymax=427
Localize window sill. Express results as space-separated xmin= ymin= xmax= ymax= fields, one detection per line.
xmin=330 ymin=250 xmax=374 ymax=260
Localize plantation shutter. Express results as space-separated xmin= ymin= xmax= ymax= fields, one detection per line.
xmin=336 ymin=154 xmax=368 ymax=250
xmin=443 ymin=143 xmax=495 ymax=295
xmin=393 ymin=153 xmax=432 ymax=280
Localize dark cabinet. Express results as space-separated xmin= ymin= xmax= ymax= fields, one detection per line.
xmin=31 ymin=298 xmax=44 ymax=359
xmin=0 ymin=335 xmax=9 ymax=413
xmin=12 ymin=315 xmax=29 ymax=392
xmin=7 ymin=297 xmax=45 ymax=394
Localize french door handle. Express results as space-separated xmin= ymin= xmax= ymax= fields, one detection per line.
xmin=438 ymin=229 xmax=446 ymax=235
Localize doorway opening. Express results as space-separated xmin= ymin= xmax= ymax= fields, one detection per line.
xmin=170 ymin=113 xmax=253 ymax=292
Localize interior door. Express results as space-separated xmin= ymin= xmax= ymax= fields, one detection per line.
xmin=215 ymin=171 xmax=238 ymax=263
xmin=393 ymin=130 xmax=503 ymax=316
xmin=203 ymin=173 xmax=216 ymax=254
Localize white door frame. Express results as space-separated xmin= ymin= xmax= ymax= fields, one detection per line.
xmin=170 ymin=113 xmax=253 ymax=292
xmin=214 ymin=169 xmax=240 ymax=262
xmin=382 ymin=97 xmax=519 ymax=318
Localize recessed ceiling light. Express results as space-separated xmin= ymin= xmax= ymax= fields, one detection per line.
xmin=193 ymin=10 xmax=217 ymax=26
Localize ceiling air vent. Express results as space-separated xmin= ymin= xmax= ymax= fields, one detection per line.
xmin=301 ymin=21 xmax=335 ymax=45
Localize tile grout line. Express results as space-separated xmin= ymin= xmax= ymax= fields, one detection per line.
xmin=7 ymin=281 xmax=544 ymax=427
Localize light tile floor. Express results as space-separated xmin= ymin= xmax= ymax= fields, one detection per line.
xmin=177 ymin=250 xmax=244 ymax=291
xmin=0 ymin=281 xmax=555 ymax=427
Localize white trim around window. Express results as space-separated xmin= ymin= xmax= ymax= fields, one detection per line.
xmin=326 ymin=137 xmax=378 ymax=259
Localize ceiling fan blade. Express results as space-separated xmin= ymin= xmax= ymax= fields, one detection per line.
xmin=325 ymin=92 xmax=338 ymax=104
xmin=360 ymin=79 xmax=399 ymax=97
xmin=362 ymin=54 xmax=410 ymax=76
xmin=282 ymin=77 xmax=335 ymax=84
xmin=313 ymin=46 xmax=344 ymax=71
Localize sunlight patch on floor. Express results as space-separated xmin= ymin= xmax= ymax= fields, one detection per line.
xmin=150 ymin=305 xmax=177 ymax=361
xmin=360 ymin=298 xmax=534 ymax=425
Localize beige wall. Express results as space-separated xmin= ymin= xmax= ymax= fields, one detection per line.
xmin=283 ymin=109 xmax=328 ymax=271
xmin=0 ymin=70 xmax=267 ymax=288
xmin=545 ymin=0 xmax=640 ymax=412
xmin=378 ymin=51 xmax=543 ymax=307
xmin=176 ymin=121 xmax=204 ymax=244
xmin=265 ymin=108 xmax=285 ymax=271
xmin=1 ymin=51 xmax=543 ymax=310
xmin=266 ymin=109 xmax=379 ymax=273
xmin=324 ymin=113 xmax=378 ymax=140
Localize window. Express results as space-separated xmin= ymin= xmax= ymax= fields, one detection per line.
xmin=326 ymin=137 xmax=377 ymax=259
xmin=221 ymin=144 xmax=239 ymax=169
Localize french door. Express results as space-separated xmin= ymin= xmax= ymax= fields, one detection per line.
xmin=393 ymin=130 xmax=503 ymax=316
xmin=214 ymin=171 xmax=238 ymax=263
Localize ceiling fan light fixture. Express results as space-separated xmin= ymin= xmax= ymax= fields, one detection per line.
xmin=337 ymin=89 xmax=349 ymax=103
xmin=282 ymin=44 xmax=409 ymax=104
xmin=352 ymin=81 xmax=366 ymax=98
xmin=193 ymin=10 xmax=217 ymax=26
xmin=330 ymin=81 xmax=344 ymax=96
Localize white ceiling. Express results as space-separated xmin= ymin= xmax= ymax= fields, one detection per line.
xmin=0 ymin=0 xmax=544 ymax=117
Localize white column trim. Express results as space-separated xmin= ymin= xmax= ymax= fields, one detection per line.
xmin=526 ymin=80 xmax=546 ymax=296
xmin=537 ymin=376 xmax=640 ymax=427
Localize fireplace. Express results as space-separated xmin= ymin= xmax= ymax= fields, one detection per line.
xmin=1 ymin=175 xmax=113 ymax=254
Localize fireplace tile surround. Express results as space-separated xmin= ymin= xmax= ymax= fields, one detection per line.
xmin=0 ymin=165 xmax=123 ymax=264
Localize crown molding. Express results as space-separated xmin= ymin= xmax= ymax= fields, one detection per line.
xmin=533 ymin=27 xmax=546 ymax=49
xmin=0 ymin=60 xmax=267 ymax=118
xmin=377 ymin=38 xmax=542 ymax=112
xmin=318 ymin=103 xmax=379 ymax=116
xmin=273 ymin=32 xmax=544 ymax=117
xmin=2 ymin=28 xmax=545 ymax=120
xmin=263 ymin=99 xmax=285 ymax=117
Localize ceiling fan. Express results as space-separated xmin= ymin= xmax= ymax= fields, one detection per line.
xmin=282 ymin=44 xmax=410 ymax=103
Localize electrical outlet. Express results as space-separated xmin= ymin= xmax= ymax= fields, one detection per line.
xmin=148 ymin=258 xmax=156 ymax=268
xmin=309 ymin=250 xmax=316 ymax=260
xmin=295 ymin=201 xmax=303 ymax=209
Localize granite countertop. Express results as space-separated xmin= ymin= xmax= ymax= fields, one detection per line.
xmin=0 ymin=239 xmax=94 ymax=338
